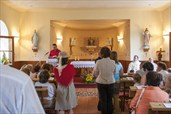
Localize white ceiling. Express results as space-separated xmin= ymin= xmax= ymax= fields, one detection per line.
xmin=2 ymin=0 xmax=170 ymax=30
xmin=2 ymin=0 xmax=171 ymax=11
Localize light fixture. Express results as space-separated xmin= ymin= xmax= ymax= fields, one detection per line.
xmin=117 ymin=36 xmax=123 ymax=42
xmin=163 ymin=33 xmax=169 ymax=39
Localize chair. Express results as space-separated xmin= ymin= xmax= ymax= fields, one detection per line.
xmin=35 ymin=86 xmax=56 ymax=114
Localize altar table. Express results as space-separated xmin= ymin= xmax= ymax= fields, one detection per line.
xmin=71 ymin=61 xmax=95 ymax=77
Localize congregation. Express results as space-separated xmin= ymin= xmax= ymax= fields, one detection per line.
xmin=1 ymin=45 xmax=171 ymax=114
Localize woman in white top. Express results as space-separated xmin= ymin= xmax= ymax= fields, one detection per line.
xmin=93 ymin=47 xmax=115 ymax=114
xmin=35 ymin=70 xmax=56 ymax=108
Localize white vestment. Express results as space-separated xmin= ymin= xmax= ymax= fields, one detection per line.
xmin=127 ymin=61 xmax=141 ymax=73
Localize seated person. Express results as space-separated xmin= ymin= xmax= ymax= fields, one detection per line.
xmin=157 ymin=62 xmax=168 ymax=82
xmin=21 ymin=68 xmax=30 ymax=76
xmin=49 ymin=43 xmax=61 ymax=58
xmin=165 ymin=75 xmax=171 ymax=97
xmin=127 ymin=55 xmax=141 ymax=73
xmin=133 ymin=73 xmax=141 ymax=86
xmin=140 ymin=62 xmax=154 ymax=85
xmin=136 ymin=62 xmax=145 ymax=77
xmin=30 ymin=64 xmax=41 ymax=79
xmin=130 ymin=71 xmax=169 ymax=114
xmin=40 ymin=63 xmax=54 ymax=77
xmin=35 ymin=70 xmax=56 ymax=108
xmin=149 ymin=57 xmax=158 ymax=71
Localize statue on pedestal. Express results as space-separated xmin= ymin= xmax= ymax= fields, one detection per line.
xmin=143 ymin=28 xmax=151 ymax=50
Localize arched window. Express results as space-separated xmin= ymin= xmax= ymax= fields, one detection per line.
xmin=0 ymin=20 xmax=9 ymax=36
xmin=0 ymin=20 xmax=14 ymax=65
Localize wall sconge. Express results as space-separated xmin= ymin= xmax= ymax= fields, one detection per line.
xmin=69 ymin=38 xmax=76 ymax=55
xmin=56 ymin=37 xmax=62 ymax=44
xmin=117 ymin=36 xmax=123 ymax=42
xmin=163 ymin=34 xmax=169 ymax=39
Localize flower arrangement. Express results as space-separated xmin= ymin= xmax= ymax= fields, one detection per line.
xmin=81 ymin=69 xmax=95 ymax=83
xmin=1 ymin=52 xmax=9 ymax=65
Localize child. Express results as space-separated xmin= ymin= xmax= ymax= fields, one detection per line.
xmin=35 ymin=70 xmax=56 ymax=108
xmin=54 ymin=51 xmax=77 ymax=114
xmin=21 ymin=68 xmax=30 ymax=76
xmin=133 ymin=73 xmax=141 ymax=86
xmin=30 ymin=64 xmax=40 ymax=79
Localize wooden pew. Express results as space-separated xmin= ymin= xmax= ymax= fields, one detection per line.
xmin=149 ymin=102 xmax=171 ymax=114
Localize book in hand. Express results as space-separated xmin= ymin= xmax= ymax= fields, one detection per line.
xmin=163 ymin=103 xmax=171 ymax=108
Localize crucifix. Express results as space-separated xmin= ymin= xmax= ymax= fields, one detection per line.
xmin=156 ymin=48 xmax=165 ymax=61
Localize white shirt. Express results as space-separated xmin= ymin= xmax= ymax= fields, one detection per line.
xmin=127 ymin=61 xmax=141 ymax=73
xmin=35 ymin=82 xmax=56 ymax=100
xmin=152 ymin=62 xmax=158 ymax=71
xmin=94 ymin=57 xmax=115 ymax=84
xmin=158 ymin=70 xmax=169 ymax=81
xmin=0 ymin=65 xmax=45 ymax=114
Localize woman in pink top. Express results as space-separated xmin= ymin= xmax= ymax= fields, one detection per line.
xmin=130 ymin=71 xmax=169 ymax=114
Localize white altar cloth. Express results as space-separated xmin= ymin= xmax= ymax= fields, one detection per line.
xmin=71 ymin=61 xmax=95 ymax=68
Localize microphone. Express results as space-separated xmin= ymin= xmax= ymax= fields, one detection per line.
xmin=44 ymin=51 xmax=49 ymax=56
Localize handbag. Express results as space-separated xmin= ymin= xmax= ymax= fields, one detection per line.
xmin=131 ymin=88 xmax=145 ymax=114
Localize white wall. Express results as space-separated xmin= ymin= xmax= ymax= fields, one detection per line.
xmin=162 ymin=6 xmax=171 ymax=61
xmin=0 ymin=2 xmax=20 ymax=61
xmin=1 ymin=2 xmax=170 ymax=61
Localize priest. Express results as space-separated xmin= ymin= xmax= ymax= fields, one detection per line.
xmin=49 ymin=43 xmax=61 ymax=58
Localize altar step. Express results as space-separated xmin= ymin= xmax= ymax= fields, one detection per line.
xmin=74 ymin=77 xmax=96 ymax=88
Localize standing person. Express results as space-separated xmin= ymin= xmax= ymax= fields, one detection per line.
xmin=49 ymin=43 xmax=61 ymax=58
xmin=95 ymin=52 xmax=102 ymax=63
xmin=127 ymin=55 xmax=141 ymax=73
xmin=94 ymin=51 xmax=102 ymax=111
xmin=54 ymin=51 xmax=77 ymax=114
xmin=110 ymin=51 xmax=123 ymax=114
xmin=0 ymin=65 xmax=45 ymax=114
xmin=93 ymin=47 xmax=115 ymax=114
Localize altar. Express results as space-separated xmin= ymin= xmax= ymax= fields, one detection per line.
xmin=71 ymin=61 xmax=95 ymax=77
xmin=71 ymin=61 xmax=96 ymax=88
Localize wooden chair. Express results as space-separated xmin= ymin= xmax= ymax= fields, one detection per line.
xmin=35 ymin=86 xmax=56 ymax=114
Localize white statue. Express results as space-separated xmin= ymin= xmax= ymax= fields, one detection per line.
xmin=31 ymin=30 xmax=39 ymax=49
xmin=143 ymin=28 xmax=151 ymax=48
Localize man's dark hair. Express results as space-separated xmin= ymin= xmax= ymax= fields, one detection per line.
xmin=157 ymin=62 xmax=167 ymax=70
xmin=41 ymin=63 xmax=51 ymax=71
xmin=142 ymin=62 xmax=154 ymax=71
xmin=39 ymin=70 xmax=50 ymax=83
xmin=62 ymin=58 xmax=68 ymax=66
xmin=146 ymin=71 xmax=162 ymax=86
xmin=52 ymin=43 xmax=57 ymax=46
xmin=34 ymin=65 xmax=40 ymax=73
xmin=100 ymin=46 xmax=110 ymax=58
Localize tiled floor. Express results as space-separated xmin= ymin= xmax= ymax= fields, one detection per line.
xmin=73 ymin=88 xmax=129 ymax=114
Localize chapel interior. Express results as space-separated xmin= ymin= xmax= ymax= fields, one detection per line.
xmin=0 ymin=0 xmax=171 ymax=114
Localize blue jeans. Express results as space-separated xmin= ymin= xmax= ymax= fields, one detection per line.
xmin=97 ymin=83 xmax=114 ymax=114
